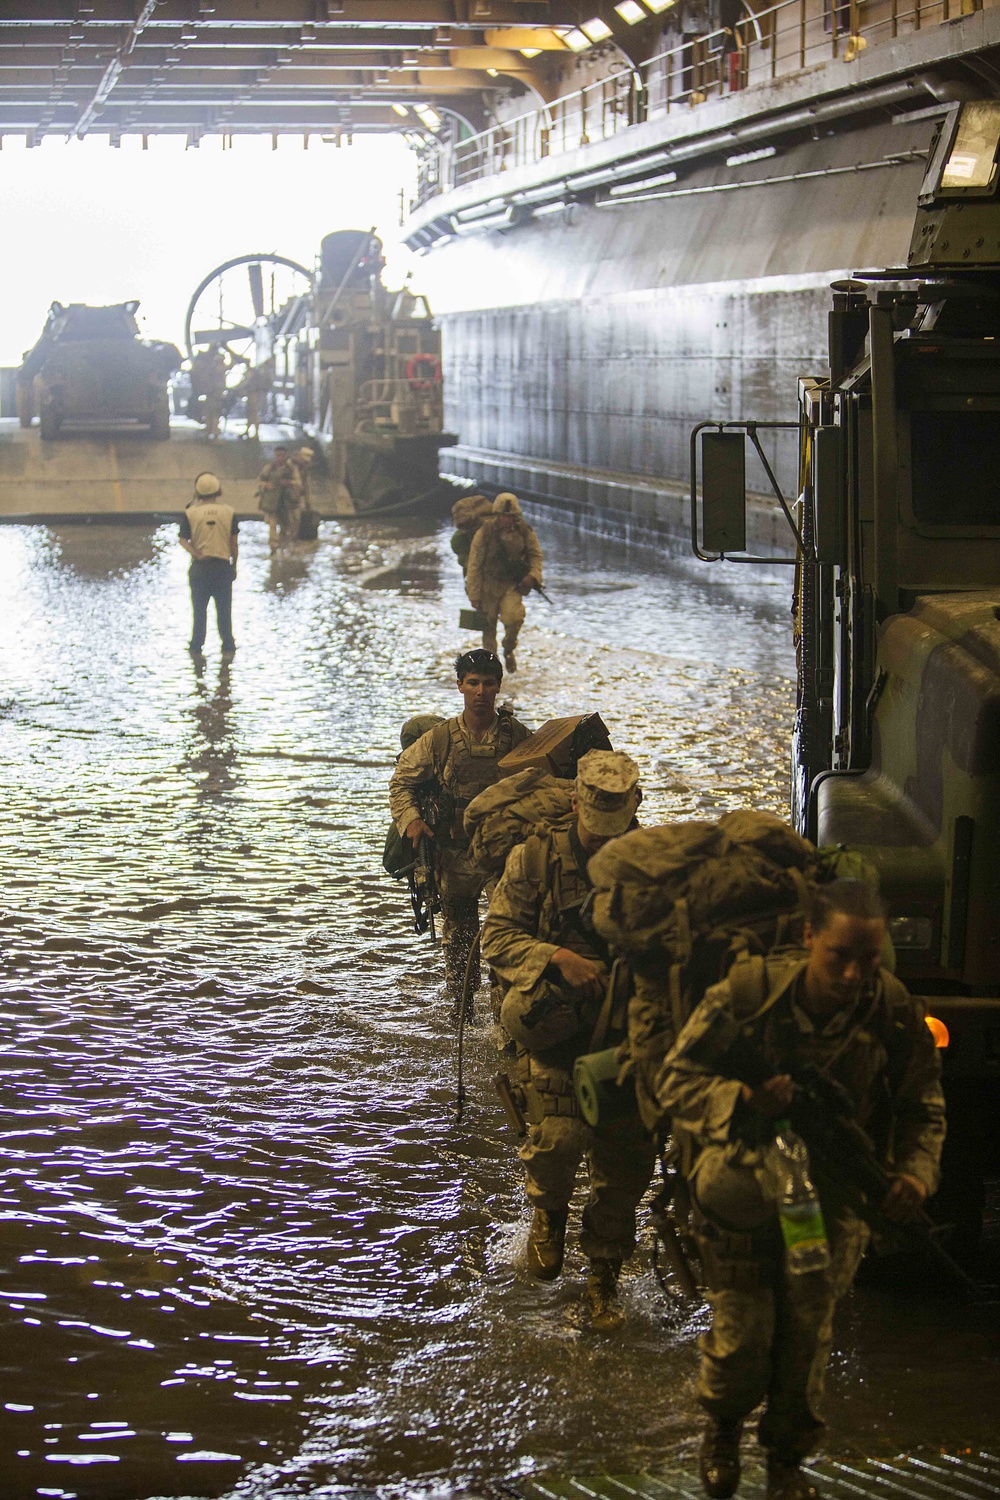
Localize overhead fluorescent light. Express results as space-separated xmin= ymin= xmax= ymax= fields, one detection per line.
xmin=643 ymin=0 xmax=676 ymax=11
xmin=615 ymin=1 xmax=646 ymax=21
xmin=413 ymin=104 xmax=442 ymax=130
xmin=486 ymin=66 xmax=499 ymax=76
xmin=562 ymin=27 xmax=590 ymax=50
xmin=391 ymin=103 xmax=409 ymax=117
xmin=608 ymin=168 xmax=676 ymax=194
xmin=725 ymin=144 xmax=776 ymax=166
xmin=520 ymin=47 xmax=542 ymax=57
xmin=581 ymin=16 xmax=614 ymax=41
xmin=533 ymin=199 xmax=570 ymax=217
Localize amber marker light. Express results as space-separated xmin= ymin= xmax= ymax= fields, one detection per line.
xmin=925 ymin=1015 xmax=950 ymax=1049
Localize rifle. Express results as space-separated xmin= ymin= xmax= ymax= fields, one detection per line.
xmin=786 ymin=1062 xmax=982 ymax=1302
xmin=650 ymin=1182 xmax=702 ymax=1301
xmin=682 ymin=1009 xmax=982 ymax=1302
xmin=530 ymin=579 xmax=554 ymax=606
xmin=407 ymin=790 xmax=441 ymax=942
xmin=408 ymin=834 xmax=440 ymax=941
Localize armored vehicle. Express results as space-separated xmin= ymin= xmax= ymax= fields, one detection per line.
xmin=17 ymin=301 xmax=180 ymax=441
xmin=692 ymin=98 xmax=1000 ymax=1236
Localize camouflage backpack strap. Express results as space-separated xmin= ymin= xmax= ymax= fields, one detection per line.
xmin=496 ymin=706 xmax=516 ymax=759
xmin=726 ymin=951 xmax=773 ymax=1020
xmin=429 ymin=718 xmax=453 ymax=776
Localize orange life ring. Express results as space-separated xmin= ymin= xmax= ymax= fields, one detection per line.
xmin=405 ymin=353 xmax=442 ymax=392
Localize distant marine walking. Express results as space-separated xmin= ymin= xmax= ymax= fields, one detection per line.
xmin=466 ymin=493 xmax=544 ymax=673
xmin=255 ymin=445 xmax=304 ymax=554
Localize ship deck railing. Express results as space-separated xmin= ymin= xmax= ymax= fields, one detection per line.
xmin=413 ymin=0 xmax=983 ymax=206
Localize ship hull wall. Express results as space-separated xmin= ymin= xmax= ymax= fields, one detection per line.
xmin=414 ymin=120 xmax=934 ymax=541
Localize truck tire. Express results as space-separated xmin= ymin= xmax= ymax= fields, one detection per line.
xmin=38 ymin=407 xmax=62 ymax=441
xmin=149 ymin=400 xmax=171 ymax=441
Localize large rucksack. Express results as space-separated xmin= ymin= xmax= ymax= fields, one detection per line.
xmin=586 ymin=810 xmax=821 ymax=1131
xmin=463 ymin=765 xmax=575 ymax=879
xmin=382 ymin=714 xmax=446 ymax=879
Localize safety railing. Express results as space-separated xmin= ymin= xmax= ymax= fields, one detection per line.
xmin=354 ymin=377 xmax=444 ymax=434
xmin=413 ymin=0 xmax=986 ymax=207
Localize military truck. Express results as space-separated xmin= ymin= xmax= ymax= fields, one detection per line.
xmin=17 ymin=301 xmax=180 ymax=440
xmin=692 ymin=98 xmax=1000 ymax=1238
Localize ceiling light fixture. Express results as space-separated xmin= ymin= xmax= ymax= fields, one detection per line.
xmin=643 ymin=0 xmax=676 ymax=11
xmin=725 ymin=144 xmax=776 ymax=166
xmin=562 ymin=27 xmax=590 ymax=50
xmin=580 ymin=16 xmax=614 ymax=41
xmin=615 ymin=1 xmax=646 ymax=21
xmin=413 ymin=104 xmax=442 ymax=130
xmin=520 ymin=47 xmax=542 ymax=56
xmin=392 ymin=103 xmax=409 ymax=116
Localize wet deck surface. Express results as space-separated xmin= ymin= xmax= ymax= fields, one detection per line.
xmin=0 ymin=419 xmax=353 ymax=518
xmin=0 ymin=510 xmax=996 ymax=1500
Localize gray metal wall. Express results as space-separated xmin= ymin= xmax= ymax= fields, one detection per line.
xmin=413 ymin=119 xmax=935 ymax=538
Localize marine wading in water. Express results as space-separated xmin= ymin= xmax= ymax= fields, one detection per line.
xmin=377 ymin=512 xmax=957 ymax=1484
xmin=388 ymin=649 xmax=530 ymax=1004
xmin=464 ymin=493 xmax=545 ymax=673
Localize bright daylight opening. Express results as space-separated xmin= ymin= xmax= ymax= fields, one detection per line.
xmin=0 ymin=133 xmax=416 ymax=366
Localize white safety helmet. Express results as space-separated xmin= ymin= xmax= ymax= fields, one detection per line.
xmin=194 ymin=471 xmax=222 ymax=498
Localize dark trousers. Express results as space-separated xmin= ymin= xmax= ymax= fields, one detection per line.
xmin=189 ymin=558 xmax=235 ymax=652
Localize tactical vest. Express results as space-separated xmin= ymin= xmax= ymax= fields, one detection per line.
xmin=509 ymin=827 xmax=615 ymax=1122
xmin=186 ymin=500 xmax=235 ymax=562
xmin=430 ymin=709 xmax=526 ymax=844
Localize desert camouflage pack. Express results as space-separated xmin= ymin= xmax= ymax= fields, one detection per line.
xmin=585 ymin=811 xmax=872 ymax=1131
xmin=463 ymin=765 xmax=575 ymax=879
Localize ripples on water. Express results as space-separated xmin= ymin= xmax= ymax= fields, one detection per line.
xmin=5 ymin=509 xmax=950 ymax=1500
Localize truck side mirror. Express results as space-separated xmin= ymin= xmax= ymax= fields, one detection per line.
xmin=813 ymin=425 xmax=846 ymax=565
xmin=701 ymin=431 xmax=747 ymax=553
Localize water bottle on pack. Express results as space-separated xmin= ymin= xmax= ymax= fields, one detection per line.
xmin=772 ymin=1123 xmax=831 ymax=1274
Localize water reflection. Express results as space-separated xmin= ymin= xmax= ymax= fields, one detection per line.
xmin=45 ymin=520 xmax=164 ymax=578
xmin=183 ymin=659 xmax=239 ymax=800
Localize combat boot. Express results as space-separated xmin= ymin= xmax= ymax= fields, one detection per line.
xmin=504 ymin=649 xmax=517 ymax=673
xmin=526 ymin=1208 xmax=567 ymax=1280
xmin=764 ymin=1456 xmax=821 ymax=1500
xmin=586 ymin=1258 xmax=623 ymax=1330
xmin=698 ymin=1419 xmax=742 ymax=1499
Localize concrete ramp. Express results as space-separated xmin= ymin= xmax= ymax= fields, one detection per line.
xmin=0 ymin=418 xmax=353 ymax=519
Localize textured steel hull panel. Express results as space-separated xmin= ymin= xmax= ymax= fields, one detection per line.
xmin=417 ymin=122 xmax=934 ymax=527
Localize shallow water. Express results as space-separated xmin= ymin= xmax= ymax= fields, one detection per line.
xmin=0 ymin=512 xmax=994 ymax=1500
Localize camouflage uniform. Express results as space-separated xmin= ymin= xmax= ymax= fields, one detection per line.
xmin=659 ymin=952 xmax=945 ymax=1462
xmin=256 ymin=454 xmax=303 ymax=546
xmin=389 ymin=709 xmax=530 ymax=998
xmin=466 ymin=502 xmax=544 ymax=660
xmin=481 ymin=822 xmax=655 ymax=1264
xmin=191 ymin=348 xmax=228 ymax=439
xmin=242 ymin=358 xmax=273 ymax=438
